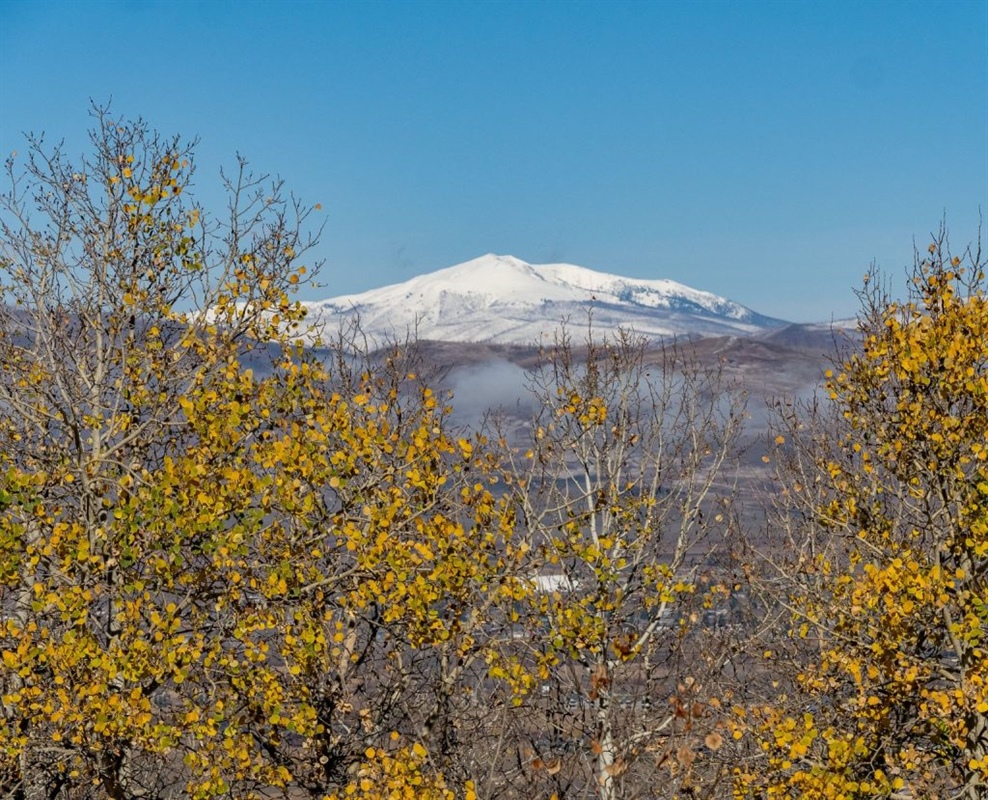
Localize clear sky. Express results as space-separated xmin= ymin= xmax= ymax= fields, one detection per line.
xmin=1 ymin=0 xmax=986 ymax=322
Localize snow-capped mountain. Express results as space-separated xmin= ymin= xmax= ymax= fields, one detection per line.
xmin=303 ymin=254 xmax=786 ymax=345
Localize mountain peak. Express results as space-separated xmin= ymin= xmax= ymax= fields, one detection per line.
xmin=474 ymin=253 xmax=525 ymax=266
xmin=305 ymin=255 xmax=786 ymax=345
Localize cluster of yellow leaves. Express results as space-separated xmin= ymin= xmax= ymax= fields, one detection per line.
xmin=556 ymin=390 xmax=608 ymax=429
xmin=327 ymin=741 xmax=469 ymax=800
xmin=735 ymin=705 xmax=908 ymax=800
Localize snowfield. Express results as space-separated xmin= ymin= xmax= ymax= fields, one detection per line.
xmin=302 ymin=254 xmax=786 ymax=345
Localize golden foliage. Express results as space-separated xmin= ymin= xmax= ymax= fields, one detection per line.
xmin=0 ymin=109 xmax=508 ymax=799
xmin=739 ymin=229 xmax=988 ymax=799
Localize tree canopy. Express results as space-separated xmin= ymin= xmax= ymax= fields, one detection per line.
xmin=739 ymin=229 xmax=988 ymax=800
xmin=1 ymin=110 xmax=985 ymax=800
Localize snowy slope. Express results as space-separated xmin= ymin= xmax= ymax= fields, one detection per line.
xmin=302 ymin=254 xmax=786 ymax=345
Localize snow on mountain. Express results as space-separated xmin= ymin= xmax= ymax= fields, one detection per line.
xmin=302 ymin=254 xmax=786 ymax=345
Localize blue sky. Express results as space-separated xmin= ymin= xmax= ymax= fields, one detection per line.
xmin=1 ymin=0 xmax=986 ymax=322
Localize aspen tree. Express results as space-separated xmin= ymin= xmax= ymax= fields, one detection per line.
xmin=740 ymin=229 xmax=988 ymax=800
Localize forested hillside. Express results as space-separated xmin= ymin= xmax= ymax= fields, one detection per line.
xmin=1 ymin=114 xmax=985 ymax=800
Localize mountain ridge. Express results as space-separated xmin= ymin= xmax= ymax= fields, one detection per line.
xmin=302 ymin=254 xmax=788 ymax=345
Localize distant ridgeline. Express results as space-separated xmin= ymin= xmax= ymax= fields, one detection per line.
xmin=299 ymin=253 xmax=790 ymax=346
